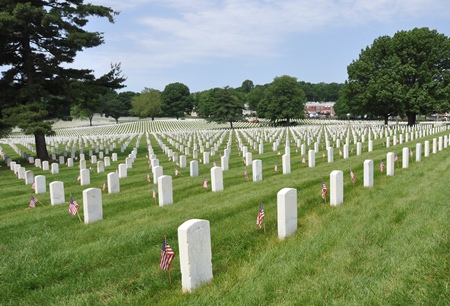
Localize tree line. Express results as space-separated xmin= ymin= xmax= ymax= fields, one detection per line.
xmin=1 ymin=0 xmax=449 ymax=160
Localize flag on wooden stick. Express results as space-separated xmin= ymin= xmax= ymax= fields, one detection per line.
xmin=256 ymin=202 xmax=265 ymax=229
xmin=69 ymin=197 xmax=79 ymax=215
xmin=380 ymin=160 xmax=385 ymax=172
xmin=321 ymin=179 xmax=327 ymax=200
xmin=203 ymin=176 xmax=208 ymax=189
xmin=102 ymin=181 xmax=107 ymax=192
xmin=350 ymin=168 xmax=355 ymax=184
xmin=29 ymin=196 xmax=37 ymax=208
xmin=160 ymin=237 xmax=175 ymax=271
xmin=244 ymin=169 xmax=248 ymax=180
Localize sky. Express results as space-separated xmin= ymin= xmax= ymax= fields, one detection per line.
xmin=70 ymin=0 xmax=450 ymax=93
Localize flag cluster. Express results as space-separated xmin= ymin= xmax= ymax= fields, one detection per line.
xmin=160 ymin=238 xmax=175 ymax=271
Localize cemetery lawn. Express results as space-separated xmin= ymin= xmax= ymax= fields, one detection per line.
xmin=0 ymin=129 xmax=449 ymax=305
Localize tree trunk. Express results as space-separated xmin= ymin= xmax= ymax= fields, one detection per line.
xmin=152 ymin=117 xmax=154 ymax=121
xmin=384 ymin=115 xmax=389 ymax=125
xmin=406 ymin=112 xmax=416 ymax=126
xmin=89 ymin=116 xmax=93 ymax=126
xmin=34 ymin=131 xmax=49 ymax=160
xmin=115 ymin=118 xmax=119 ymax=124
xmin=230 ymin=121 xmax=234 ymax=129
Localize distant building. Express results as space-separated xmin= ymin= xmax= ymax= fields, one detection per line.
xmin=305 ymin=102 xmax=335 ymax=118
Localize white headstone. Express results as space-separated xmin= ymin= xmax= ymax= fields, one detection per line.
xmin=67 ymin=158 xmax=74 ymax=167
xmin=386 ymin=152 xmax=395 ymax=176
xmin=330 ymin=170 xmax=343 ymax=206
xmin=402 ymin=147 xmax=409 ymax=169
xmin=112 ymin=153 xmax=118 ymax=162
xmin=107 ymin=172 xmax=120 ymax=194
xmin=282 ymin=154 xmax=290 ymax=174
xmin=190 ymin=160 xmax=198 ymax=177
xmin=416 ymin=143 xmax=422 ymax=162
xmin=424 ymin=140 xmax=430 ymax=157
xmin=158 ymin=175 xmax=173 ymax=206
xmin=363 ymin=160 xmax=374 ymax=188
xmin=18 ymin=167 xmax=26 ymax=179
xmin=203 ymin=152 xmax=210 ymax=164
xmin=308 ymin=150 xmax=315 ymax=168
xmin=79 ymin=159 xmax=86 ymax=170
xmin=221 ymin=155 xmax=229 ymax=171
xmin=327 ymin=147 xmax=334 ymax=163
xmin=35 ymin=175 xmax=46 ymax=194
xmin=104 ymin=156 xmax=111 ymax=167
xmin=25 ymin=170 xmax=34 ymax=185
xmin=245 ymin=152 xmax=252 ymax=166
xmin=179 ymin=155 xmax=187 ymax=168
xmin=277 ymin=188 xmax=297 ymax=240
xmin=118 ymin=163 xmax=127 ymax=178
xmin=252 ymin=159 xmax=262 ymax=182
xmin=50 ymin=181 xmax=65 ymax=205
xmin=59 ymin=156 xmax=65 ymax=165
xmin=80 ymin=168 xmax=90 ymax=185
xmin=51 ymin=163 xmax=59 ymax=174
xmin=153 ymin=165 xmax=163 ymax=185
xmin=97 ymin=161 xmax=104 ymax=173
xmin=211 ymin=166 xmax=223 ymax=192
xmin=125 ymin=157 xmax=132 ymax=169
xmin=178 ymin=219 xmax=213 ymax=293
xmin=83 ymin=188 xmax=103 ymax=224
xmin=42 ymin=161 xmax=49 ymax=171
xmin=34 ymin=158 xmax=41 ymax=168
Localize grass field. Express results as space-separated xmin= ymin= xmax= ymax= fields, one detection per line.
xmin=0 ymin=121 xmax=449 ymax=305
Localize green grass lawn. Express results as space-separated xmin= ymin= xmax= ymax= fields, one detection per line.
xmin=0 ymin=125 xmax=449 ymax=305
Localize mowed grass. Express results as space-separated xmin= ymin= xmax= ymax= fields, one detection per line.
xmin=0 ymin=127 xmax=449 ymax=305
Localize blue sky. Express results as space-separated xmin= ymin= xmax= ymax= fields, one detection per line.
xmin=71 ymin=0 xmax=450 ymax=93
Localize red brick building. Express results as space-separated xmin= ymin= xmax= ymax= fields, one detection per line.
xmin=305 ymin=102 xmax=335 ymax=118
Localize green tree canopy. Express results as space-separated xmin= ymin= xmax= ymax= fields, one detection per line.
xmin=341 ymin=27 xmax=450 ymax=125
xmin=262 ymin=75 xmax=306 ymax=122
xmin=0 ymin=0 xmax=119 ymax=159
xmin=208 ymin=86 xmax=244 ymax=129
xmin=161 ymin=82 xmax=192 ymax=119
xmin=130 ymin=88 xmax=162 ymax=120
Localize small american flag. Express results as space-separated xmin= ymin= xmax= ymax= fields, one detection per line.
xmin=350 ymin=168 xmax=355 ymax=184
xmin=147 ymin=173 xmax=151 ymax=182
xmin=321 ymin=179 xmax=327 ymax=199
xmin=410 ymin=149 xmax=414 ymax=157
xmin=256 ymin=203 xmax=265 ymax=229
xmin=302 ymin=157 xmax=306 ymax=164
xmin=213 ymin=161 xmax=217 ymax=167
xmin=69 ymin=197 xmax=79 ymax=215
xmin=339 ymin=150 xmax=343 ymax=156
xmin=380 ymin=160 xmax=385 ymax=172
xmin=274 ymin=163 xmax=278 ymax=172
xmin=153 ymin=187 xmax=156 ymax=199
xmin=102 ymin=182 xmax=106 ymax=192
xmin=322 ymin=152 xmax=326 ymax=158
xmin=29 ymin=196 xmax=37 ymax=208
xmin=160 ymin=238 xmax=175 ymax=271
xmin=31 ymin=182 xmax=35 ymax=189
xmin=244 ymin=169 xmax=248 ymax=180
xmin=394 ymin=154 xmax=398 ymax=162
xmin=77 ymin=175 xmax=81 ymax=181
xmin=203 ymin=177 xmax=208 ymax=189
xmin=175 ymin=168 xmax=179 ymax=176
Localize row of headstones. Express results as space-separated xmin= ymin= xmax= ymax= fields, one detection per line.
xmin=152 ymin=136 xmax=448 ymax=207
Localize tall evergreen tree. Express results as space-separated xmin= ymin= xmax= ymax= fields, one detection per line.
xmin=0 ymin=0 xmax=120 ymax=159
